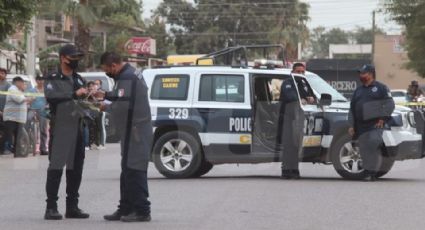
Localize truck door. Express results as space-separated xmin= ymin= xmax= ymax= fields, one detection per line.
xmin=192 ymin=72 xmax=252 ymax=161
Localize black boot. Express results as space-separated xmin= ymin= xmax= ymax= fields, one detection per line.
xmin=120 ymin=212 xmax=151 ymax=222
xmin=65 ymin=208 xmax=90 ymax=219
xmin=104 ymin=209 xmax=129 ymax=221
xmin=281 ymin=169 xmax=300 ymax=180
xmin=44 ymin=208 xmax=63 ymax=220
xmin=364 ymin=171 xmax=378 ymax=182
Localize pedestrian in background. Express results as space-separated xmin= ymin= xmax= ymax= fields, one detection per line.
xmin=0 ymin=68 xmax=11 ymax=155
xmin=348 ymin=64 xmax=395 ymax=181
xmin=27 ymin=75 xmax=49 ymax=155
xmin=94 ymin=79 xmax=107 ymax=149
xmin=43 ymin=44 xmax=89 ymax=220
xmin=406 ymin=80 xmax=424 ymax=102
xmin=3 ymin=77 xmax=32 ymax=157
xmin=86 ymin=81 xmax=100 ymax=150
xmin=96 ymin=52 xmax=153 ymax=222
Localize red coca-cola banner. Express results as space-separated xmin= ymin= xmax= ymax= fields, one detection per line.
xmin=124 ymin=37 xmax=157 ymax=55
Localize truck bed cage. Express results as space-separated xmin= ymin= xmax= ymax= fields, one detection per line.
xmin=196 ymin=44 xmax=286 ymax=68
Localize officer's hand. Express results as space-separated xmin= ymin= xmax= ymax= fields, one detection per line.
xmin=348 ymin=127 xmax=355 ymax=137
xmin=306 ymin=97 xmax=315 ymax=104
xmin=375 ymin=119 xmax=385 ymax=129
xmin=98 ymin=101 xmax=108 ymax=111
xmin=93 ymin=90 xmax=106 ymax=100
xmin=75 ymin=88 xmax=88 ymax=97
xmin=301 ymin=99 xmax=307 ymax=105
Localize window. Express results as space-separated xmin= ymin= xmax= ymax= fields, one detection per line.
xmin=199 ymin=75 xmax=244 ymax=103
xmin=391 ymin=91 xmax=406 ymax=97
xmin=151 ymin=75 xmax=189 ymax=100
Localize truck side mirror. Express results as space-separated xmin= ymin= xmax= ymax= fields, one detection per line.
xmin=319 ymin=93 xmax=332 ymax=106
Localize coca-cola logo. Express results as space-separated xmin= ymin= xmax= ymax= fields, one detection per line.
xmin=125 ymin=37 xmax=152 ymax=54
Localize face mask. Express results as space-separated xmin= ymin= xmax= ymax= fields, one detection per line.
xmin=359 ymin=75 xmax=369 ymax=84
xmin=66 ymin=59 xmax=79 ymax=70
xmin=105 ymin=67 xmax=116 ymax=78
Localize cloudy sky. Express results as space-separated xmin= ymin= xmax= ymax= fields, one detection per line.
xmin=142 ymin=0 xmax=401 ymax=34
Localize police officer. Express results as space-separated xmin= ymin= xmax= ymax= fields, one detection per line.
xmin=96 ymin=52 xmax=153 ymax=222
xmin=348 ymin=64 xmax=395 ymax=181
xmin=44 ymin=44 xmax=89 ymax=220
xmin=279 ymin=75 xmax=305 ymax=179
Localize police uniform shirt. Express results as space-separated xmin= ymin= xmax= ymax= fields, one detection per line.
xmin=349 ymin=80 xmax=395 ymax=138
xmin=44 ymin=71 xmax=86 ymax=116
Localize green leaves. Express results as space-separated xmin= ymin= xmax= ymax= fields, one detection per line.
xmin=156 ymin=0 xmax=310 ymax=56
xmin=0 ymin=0 xmax=40 ymax=41
xmin=385 ymin=0 xmax=425 ymax=77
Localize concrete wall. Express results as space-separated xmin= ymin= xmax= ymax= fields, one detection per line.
xmin=374 ymin=34 xmax=424 ymax=90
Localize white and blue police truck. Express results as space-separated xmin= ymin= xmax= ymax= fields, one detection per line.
xmin=141 ymin=65 xmax=424 ymax=179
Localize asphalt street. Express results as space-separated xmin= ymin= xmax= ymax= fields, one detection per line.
xmin=1 ymin=143 xmax=425 ymax=230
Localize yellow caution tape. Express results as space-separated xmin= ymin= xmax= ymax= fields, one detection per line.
xmin=396 ymin=102 xmax=425 ymax=106
xmin=0 ymin=91 xmax=44 ymax=97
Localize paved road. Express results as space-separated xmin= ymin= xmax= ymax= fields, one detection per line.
xmin=1 ymin=143 xmax=425 ymax=230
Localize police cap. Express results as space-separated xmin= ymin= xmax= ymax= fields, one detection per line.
xmin=358 ymin=64 xmax=375 ymax=74
xmin=59 ymin=44 xmax=84 ymax=59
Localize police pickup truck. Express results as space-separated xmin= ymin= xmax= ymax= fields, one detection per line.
xmin=141 ymin=65 xmax=424 ymax=179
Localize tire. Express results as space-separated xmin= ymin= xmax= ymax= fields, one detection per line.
xmin=15 ymin=128 xmax=30 ymax=157
xmin=106 ymin=134 xmax=120 ymax=143
xmin=28 ymin=122 xmax=39 ymax=156
xmin=331 ymin=133 xmax=394 ymax=180
xmin=153 ymin=131 xmax=203 ymax=179
xmin=375 ymin=156 xmax=395 ymax=178
xmin=191 ymin=161 xmax=213 ymax=178
xmin=331 ymin=134 xmax=367 ymax=180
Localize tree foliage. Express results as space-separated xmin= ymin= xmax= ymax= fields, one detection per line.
xmin=40 ymin=0 xmax=144 ymax=70
xmin=385 ymin=0 xmax=425 ymax=78
xmin=155 ymin=0 xmax=310 ymax=59
xmin=0 ymin=0 xmax=40 ymax=41
xmin=308 ymin=26 xmax=384 ymax=59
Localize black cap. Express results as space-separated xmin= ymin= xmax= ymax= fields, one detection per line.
xmin=358 ymin=64 xmax=375 ymax=74
xmin=59 ymin=44 xmax=84 ymax=59
xmin=12 ymin=76 xmax=24 ymax=83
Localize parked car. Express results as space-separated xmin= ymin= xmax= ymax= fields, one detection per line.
xmin=391 ymin=89 xmax=408 ymax=104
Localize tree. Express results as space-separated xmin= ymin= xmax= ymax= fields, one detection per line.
xmin=385 ymin=0 xmax=425 ymax=77
xmin=145 ymin=17 xmax=173 ymax=59
xmin=0 ymin=0 xmax=40 ymax=41
xmin=155 ymin=0 xmax=310 ymax=59
xmin=41 ymin=0 xmax=144 ymax=70
xmin=308 ymin=27 xmax=350 ymax=58
xmin=307 ymin=26 xmax=385 ymax=59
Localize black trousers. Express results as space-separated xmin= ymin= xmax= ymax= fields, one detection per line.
xmin=4 ymin=120 xmax=22 ymax=153
xmin=117 ymin=129 xmax=151 ymax=215
xmin=45 ymin=119 xmax=85 ymax=210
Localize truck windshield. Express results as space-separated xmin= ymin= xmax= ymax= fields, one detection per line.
xmin=305 ymin=73 xmax=348 ymax=102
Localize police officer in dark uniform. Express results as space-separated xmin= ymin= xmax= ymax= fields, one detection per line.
xmin=348 ymin=64 xmax=395 ymax=181
xmin=44 ymin=44 xmax=90 ymax=220
xmin=277 ymin=63 xmax=313 ymax=179
xmin=96 ymin=52 xmax=153 ymax=222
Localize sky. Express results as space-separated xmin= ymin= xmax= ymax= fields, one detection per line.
xmin=142 ymin=0 xmax=401 ymax=34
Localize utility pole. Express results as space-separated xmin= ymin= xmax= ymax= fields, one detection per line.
xmin=371 ymin=10 xmax=376 ymax=64
xmin=26 ymin=16 xmax=36 ymax=76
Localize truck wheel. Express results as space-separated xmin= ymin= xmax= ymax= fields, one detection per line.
xmin=191 ymin=161 xmax=213 ymax=178
xmin=331 ymin=134 xmax=367 ymax=180
xmin=375 ymin=157 xmax=395 ymax=178
xmin=153 ymin=131 xmax=203 ymax=179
